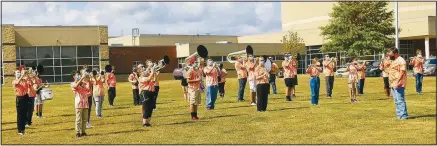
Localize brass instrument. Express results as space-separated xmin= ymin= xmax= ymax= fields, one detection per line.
xmin=226 ymin=45 xmax=254 ymax=63
xmin=152 ymin=55 xmax=170 ymax=72
xmin=173 ymin=45 xmax=208 ymax=80
xmin=184 ymin=45 xmax=208 ymax=68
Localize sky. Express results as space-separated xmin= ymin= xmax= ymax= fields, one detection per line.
xmin=2 ymin=2 xmax=282 ymax=37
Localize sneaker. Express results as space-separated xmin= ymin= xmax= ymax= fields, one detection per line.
xmin=153 ymin=108 xmax=157 ymax=111
xmin=40 ymin=116 xmax=45 ymax=119
xmin=76 ymin=133 xmax=81 ymax=138
xmin=86 ymin=123 xmax=93 ymax=128
xmin=18 ymin=132 xmax=25 ymax=136
xmin=250 ymin=102 xmax=256 ymax=106
xmin=145 ymin=123 xmax=152 ymax=127
xmin=81 ymin=133 xmax=87 ymax=136
xmin=191 ymin=117 xmax=199 ymax=121
xmin=25 ymin=124 xmax=30 ymax=128
xmin=286 ymin=97 xmax=291 ymax=101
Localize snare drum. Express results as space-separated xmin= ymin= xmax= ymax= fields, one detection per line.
xmin=40 ymin=88 xmax=54 ymax=101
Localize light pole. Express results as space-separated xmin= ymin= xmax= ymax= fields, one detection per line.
xmin=395 ymin=1 xmax=399 ymax=49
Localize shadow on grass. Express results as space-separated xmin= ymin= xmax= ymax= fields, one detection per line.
xmin=269 ymin=107 xmax=309 ymax=112
xmin=88 ymin=129 xmax=145 ymax=136
xmin=104 ymin=112 xmax=141 ymax=118
xmin=202 ymin=114 xmax=249 ymax=120
xmin=102 ymin=106 xmax=131 ymax=111
xmin=51 ymin=113 xmax=76 ymax=118
xmin=162 ymin=120 xmax=208 ymax=126
xmin=36 ymin=128 xmax=76 ymax=133
xmin=409 ymin=114 xmax=436 ymax=119
xmin=217 ymin=105 xmax=251 ymax=110
xmin=156 ymin=113 xmax=187 ymax=118
xmin=1 ymin=121 xmax=16 ymax=125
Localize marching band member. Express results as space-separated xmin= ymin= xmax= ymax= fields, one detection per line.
xmin=13 ymin=67 xmax=30 ymax=136
xmin=204 ymin=59 xmax=219 ymax=110
xmin=255 ymin=57 xmax=270 ymax=112
xmin=106 ymin=65 xmax=117 ymax=107
xmin=218 ymin=64 xmax=228 ymax=98
xmin=25 ymin=69 xmax=37 ymax=127
xmin=91 ymin=69 xmax=105 ymax=118
xmin=235 ymin=56 xmax=248 ymax=102
xmin=356 ymin=61 xmax=367 ymax=95
xmin=34 ymin=71 xmax=47 ymax=120
xmin=409 ymin=51 xmax=425 ymax=94
xmin=323 ymin=55 xmax=336 ymax=98
xmin=282 ymin=53 xmax=296 ymax=101
xmin=198 ymin=58 xmax=206 ymax=93
xmin=186 ymin=58 xmax=201 ymax=120
xmin=306 ymin=58 xmax=322 ymax=105
xmin=139 ymin=64 xmax=156 ymax=127
xmin=246 ymin=55 xmax=257 ymax=105
xmin=72 ymin=72 xmax=91 ymax=138
xmin=379 ymin=54 xmax=392 ymax=97
xmin=129 ymin=66 xmax=141 ymax=106
xmin=388 ymin=48 xmax=408 ymax=120
xmin=291 ymin=55 xmax=298 ymax=97
xmin=181 ymin=75 xmax=189 ymax=101
xmin=80 ymin=69 xmax=94 ymax=128
xmin=268 ymin=57 xmax=279 ymax=95
xmin=152 ymin=68 xmax=160 ymax=111
xmin=347 ymin=57 xmax=359 ymax=103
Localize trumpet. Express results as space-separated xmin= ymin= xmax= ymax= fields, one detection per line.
xmin=227 ymin=45 xmax=253 ymax=63
xmin=330 ymin=57 xmax=337 ymax=64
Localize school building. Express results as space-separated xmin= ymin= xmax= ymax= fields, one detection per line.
xmin=2 ymin=2 xmax=436 ymax=84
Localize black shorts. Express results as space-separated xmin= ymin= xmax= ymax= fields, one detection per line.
xmin=383 ymin=77 xmax=389 ymax=89
xmin=284 ymin=78 xmax=295 ymax=87
xmin=181 ymin=78 xmax=188 ymax=87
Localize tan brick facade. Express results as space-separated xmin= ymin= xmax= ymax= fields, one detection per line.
xmin=2 ymin=25 xmax=15 ymax=44
xmin=2 ymin=45 xmax=16 ymax=61
xmin=99 ymin=26 xmax=108 ymax=44
xmin=2 ymin=25 xmax=16 ymax=84
xmin=99 ymin=45 xmax=109 ymax=69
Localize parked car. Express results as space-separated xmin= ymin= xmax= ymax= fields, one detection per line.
xmin=335 ymin=67 xmax=349 ymax=77
xmin=366 ymin=61 xmax=382 ymax=77
xmin=424 ymin=58 xmax=437 ymax=76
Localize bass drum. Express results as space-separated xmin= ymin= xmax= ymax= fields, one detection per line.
xmin=264 ymin=59 xmax=272 ymax=73
xmin=40 ymin=88 xmax=53 ymax=101
xmin=173 ymin=68 xmax=187 ymax=80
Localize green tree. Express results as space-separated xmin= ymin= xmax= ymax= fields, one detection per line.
xmin=280 ymin=30 xmax=305 ymax=55
xmin=319 ymin=1 xmax=396 ymax=56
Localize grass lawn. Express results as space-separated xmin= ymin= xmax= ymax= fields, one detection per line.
xmin=1 ymin=74 xmax=436 ymax=144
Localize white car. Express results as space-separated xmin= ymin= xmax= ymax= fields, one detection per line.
xmin=335 ymin=67 xmax=349 ymax=77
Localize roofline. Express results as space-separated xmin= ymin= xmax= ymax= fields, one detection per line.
xmin=12 ymin=25 xmax=107 ymax=28
xmin=109 ymin=45 xmax=176 ymax=48
xmin=139 ymin=34 xmax=239 ymax=37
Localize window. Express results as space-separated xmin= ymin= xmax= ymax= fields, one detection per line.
xmin=209 ymin=56 xmax=223 ymax=62
xmin=16 ymin=46 xmax=99 ymax=83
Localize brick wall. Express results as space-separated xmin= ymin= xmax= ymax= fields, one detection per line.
xmin=109 ymin=46 xmax=177 ymax=74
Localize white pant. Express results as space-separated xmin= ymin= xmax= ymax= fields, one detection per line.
xmin=249 ymin=80 xmax=256 ymax=92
